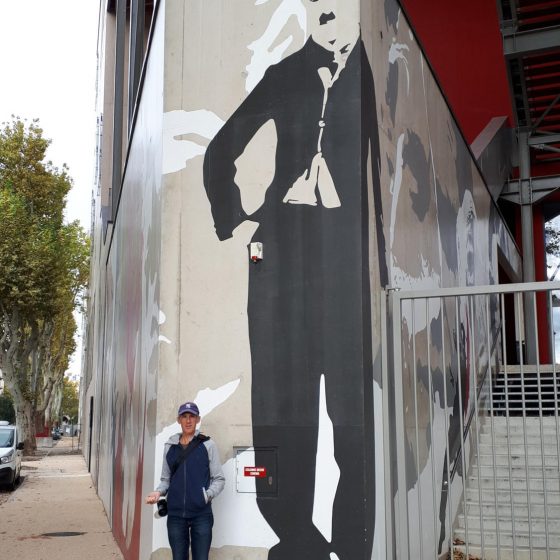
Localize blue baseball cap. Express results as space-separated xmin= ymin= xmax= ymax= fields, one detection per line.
xmin=177 ymin=401 xmax=200 ymax=417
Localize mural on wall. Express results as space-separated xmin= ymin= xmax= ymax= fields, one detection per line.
xmin=376 ymin=3 xmax=521 ymax=555
xmin=156 ymin=0 xmax=388 ymax=558
xmin=94 ymin=18 xmax=165 ymax=558
xmin=111 ymin=216 xmax=144 ymax=560
xmin=115 ymin=183 xmax=161 ymax=554
xmin=84 ymin=1 xmax=523 ymax=559
xmin=96 ymin=262 xmax=115 ymax=519
xmin=154 ymin=0 xmax=521 ymax=558
xmin=203 ymin=0 xmax=386 ymax=557
xmin=158 ymin=0 xmax=387 ymax=558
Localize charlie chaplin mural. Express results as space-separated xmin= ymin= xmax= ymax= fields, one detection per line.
xmin=204 ymin=1 xmax=387 ymax=557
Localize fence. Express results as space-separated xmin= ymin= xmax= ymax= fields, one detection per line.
xmin=382 ymin=282 xmax=560 ymax=560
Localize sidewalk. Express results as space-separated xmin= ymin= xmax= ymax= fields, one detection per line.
xmin=0 ymin=437 xmax=123 ymax=560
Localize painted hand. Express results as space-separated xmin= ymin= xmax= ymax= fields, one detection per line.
xmin=282 ymin=154 xmax=320 ymax=206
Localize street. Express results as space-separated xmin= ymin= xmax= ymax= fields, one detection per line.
xmin=0 ymin=437 xmax=123 ymax=559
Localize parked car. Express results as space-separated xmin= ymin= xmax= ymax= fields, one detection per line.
xmin=0 ymin=421 xmax=24 ymax=490
xmin=51 ymin=427 xmax=62 ymax=440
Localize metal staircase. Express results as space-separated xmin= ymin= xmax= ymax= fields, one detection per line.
xmin=454 ymin=366 xmax=560 ymax=559
xmin=492 ymin=366 xmax=560 ymax=416
xmin=385 ymin=283 xmax=560 ymax=560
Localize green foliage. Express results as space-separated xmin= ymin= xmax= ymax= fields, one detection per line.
xmin=0 ymin=118 xmax=79 ymax=319
xmin=0 ymin=117 xmax=90 ymax=449
xmin=0 ymin=391 xmax=16 ymax=424
xmin=545 ymin=222 xmax=560 ymax=260
xmin=60 ymin=377 xmax=80 ymax=423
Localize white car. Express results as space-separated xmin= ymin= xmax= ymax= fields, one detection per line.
xmin=0 ymin=421 xmax=24 ymax=490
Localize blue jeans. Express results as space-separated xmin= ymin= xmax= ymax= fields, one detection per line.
xmin=167 ymin=513 xmax=213 ymax=560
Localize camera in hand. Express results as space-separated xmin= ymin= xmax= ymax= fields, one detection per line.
xmin=157 ymin=498 xmax=168 ymax=517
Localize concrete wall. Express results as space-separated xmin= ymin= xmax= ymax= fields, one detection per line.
xmin=83 ymin=1 xmax=521 ymax=559
xmin=366 ymin=2 xmax=520 ymax=556
xmin=83 ymin=3 xmax=164 ymax=559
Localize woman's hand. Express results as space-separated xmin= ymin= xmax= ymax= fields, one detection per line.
xmin=145 ymin=491 xmax=161 ymax=505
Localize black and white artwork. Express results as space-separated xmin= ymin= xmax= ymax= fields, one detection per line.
xmin=203 ymin=1 xmax=386 ymax=558
xmin=152 ymin=0 xmax=522 ymax=558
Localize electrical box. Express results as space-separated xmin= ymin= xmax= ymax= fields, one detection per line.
xmin=235 ymin=447 xmax=277 ymax=495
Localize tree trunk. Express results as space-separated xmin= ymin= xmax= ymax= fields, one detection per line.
xmin=1 ymin=310 xmax=40 ymax=452
xmin=16 ymin=400 xmax=36 ymax=454
xmin=0 ymin=360 xmax=37 ymax=452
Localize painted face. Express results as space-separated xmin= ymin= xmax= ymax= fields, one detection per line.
xmin=305 ymin=0 xmax=359 ymax=53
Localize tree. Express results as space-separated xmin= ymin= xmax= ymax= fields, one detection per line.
xmin=60 ymin=377 xmax=80 ymax=424
xmin=0 ymin=391 xmax=16 ymax=424
xmin=0 ymin=118 xmax=89 ymax=452
xmin=546 ymin=220 xmax=560 ymax=279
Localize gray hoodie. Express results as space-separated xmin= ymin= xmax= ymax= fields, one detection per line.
xmin=156 ymin=431 xmax=225 ymax=515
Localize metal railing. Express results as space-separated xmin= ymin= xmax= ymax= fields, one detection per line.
xmin=382 ymin=281 xmax=560 ymax=560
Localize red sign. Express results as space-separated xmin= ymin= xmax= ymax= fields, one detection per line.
xmin=244 ymin=466 xmax=267 ymax=478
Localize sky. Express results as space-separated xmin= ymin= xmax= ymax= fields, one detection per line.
xmin=0 ymin=0 xmax=99 ymax=228
xmin=0 ymin=0 xmax=100 ymax=378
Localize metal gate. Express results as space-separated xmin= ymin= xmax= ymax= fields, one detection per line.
xmin=382 ymin=281 xmax=560 ymax=560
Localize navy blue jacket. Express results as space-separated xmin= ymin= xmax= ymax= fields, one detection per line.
xmin=156 ymin=432 xmax=225 ymax=518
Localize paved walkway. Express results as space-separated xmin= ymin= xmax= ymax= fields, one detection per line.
xmin=0 ymin=437 xmax=123 ymax=559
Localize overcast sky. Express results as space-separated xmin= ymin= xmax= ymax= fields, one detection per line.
xmin=0 ymin=0 xmax=99 ymax=229
xmin=0 ymin=0 xmax=99 ymax=379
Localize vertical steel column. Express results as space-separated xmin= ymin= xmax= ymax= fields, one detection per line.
xmin=440 ymin=298 xmax=453 ymax=555
xmin=381 ymin=291 xmax=395 ymax=560
xmin=519 ymin=130 xmax=538 ymax=363
xmin=550 ymin=292 xmax=560 ymax=508
xmin=426 ymin=299 xmax=439 ymax=557
xmin=455 ymin=297 xmax=469 ymax=558
xmin=502 ymin=293 xmax=518 ymax=559
xmin=532 ymin=293 xmax=550 ymax=558
xmin=469 ymin=297 xmax=485 ymax=558
xmin=487 ymin=295 xmax=502 ymax=559
xmin=391 ymin=290 xmax=410 ymax=559
xmin=517 ymin=291 xmax=534 ymax=560
xmin=411 ymin=304 xmax=424 ymax=560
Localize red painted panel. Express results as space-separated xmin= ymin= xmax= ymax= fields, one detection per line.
xmin=112 ymin=429 xmax=143 ymax=560
xmin=401 ymin=0 xmax=513 ymax=144
xmin=533 ymin=207 xmax=551 ymax=363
